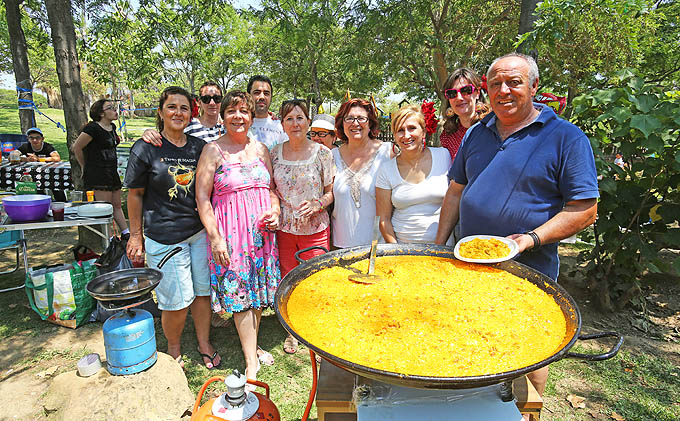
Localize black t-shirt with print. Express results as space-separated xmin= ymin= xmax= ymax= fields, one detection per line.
xmin=124 ymin=135 xmax=206 ymax=244
xmin=18 ymin=141 xmax=56 ymax=157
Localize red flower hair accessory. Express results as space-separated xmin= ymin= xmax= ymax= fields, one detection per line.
xmin=191 ymin=97 xmax=200 ymax=118
xmin=421 ymin=100 xmax=439 ymax=135
xmin=481 ymin=75 xmax=488 ymax=92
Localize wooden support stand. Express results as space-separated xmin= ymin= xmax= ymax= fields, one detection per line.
xmin=316 ymin=361 xmax=543 ymax=421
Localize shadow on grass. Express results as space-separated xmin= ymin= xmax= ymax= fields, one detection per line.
xmin=550 ymin=345 xmax=680 ymax=420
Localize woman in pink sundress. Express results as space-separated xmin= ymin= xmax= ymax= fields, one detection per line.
xmin=196 ymin=90 xmax=281 ymax=384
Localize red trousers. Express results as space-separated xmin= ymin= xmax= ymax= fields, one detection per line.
xmin=278 ymin=227 xmax=330 ymax=277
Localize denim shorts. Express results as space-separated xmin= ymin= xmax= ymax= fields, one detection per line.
xmin=145 ymin=229 xmax=210 ymax=311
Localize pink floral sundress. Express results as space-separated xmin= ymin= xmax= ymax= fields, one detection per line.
xmin=208 ymin=148 xmax=280 ymax=313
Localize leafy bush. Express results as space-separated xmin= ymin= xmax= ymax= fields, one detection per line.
xmin=571 ymin=69 xmax=680 ymax=311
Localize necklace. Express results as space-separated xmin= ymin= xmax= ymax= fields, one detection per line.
xmin=339 ymin=146 xmax=382 ymax=208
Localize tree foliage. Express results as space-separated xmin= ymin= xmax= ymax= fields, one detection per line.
xmin=520 ymin=0 xmax=660 ymax=110
xmin=571 ymin=69 xmax=680 ymax=311
xmin=251 ymin=0 xmax=384 ymax=112
xmin=355 ymin=0 xmax=519 ymax=106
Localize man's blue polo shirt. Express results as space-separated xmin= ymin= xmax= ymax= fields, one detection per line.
xmin=449 ymin=103 xmax=599 ymax=280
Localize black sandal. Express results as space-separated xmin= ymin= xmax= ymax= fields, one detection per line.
xmin=197 ymin=348 xmax=222 ymax=369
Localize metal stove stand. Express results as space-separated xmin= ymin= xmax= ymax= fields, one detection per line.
xmin=315 ymin=361 xmax=543 ymax=421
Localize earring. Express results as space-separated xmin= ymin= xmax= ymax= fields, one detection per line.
xmin=392 ymin=142 xmax=401 ymax=156
xmin=446 ymin=107 xmax=455 ymax=117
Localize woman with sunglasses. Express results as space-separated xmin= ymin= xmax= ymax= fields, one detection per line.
xmin=376 ymin=105 xmax=453 ymax=245
xmin=440 ymin=67 xmax=490 ymax=160
xmin=142 ymin=81 xmax=225 ymax=145
xmin=332 ymin=98 xmax=392 ymax=248
xmin=271 ymin=100 xmax=334 ymax=354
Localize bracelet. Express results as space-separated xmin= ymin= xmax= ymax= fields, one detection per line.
xmin=524 ymin=230 xmax=541 ymax=250
xmin=315 ymin=199 xmax=324 ymax=212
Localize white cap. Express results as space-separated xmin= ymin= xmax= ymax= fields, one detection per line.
xmin=310 ymin=114 xmax=335 ymax=131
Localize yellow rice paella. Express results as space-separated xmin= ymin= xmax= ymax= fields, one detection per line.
xmin=286 ymin=255 xmax=567 ymax=377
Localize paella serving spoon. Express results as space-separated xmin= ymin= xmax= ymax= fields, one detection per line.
xmin=348 ymin=216 xmax=383 ymax=284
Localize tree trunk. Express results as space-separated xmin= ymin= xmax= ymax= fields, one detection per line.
xmin=45 ymin=0 xmax=102 ymax=249
xmin=518 ymin=0 xmax=540 ymax=58
xmin=4 ymin=0 xmax=36 ymax=134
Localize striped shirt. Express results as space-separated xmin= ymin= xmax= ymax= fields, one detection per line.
xmin=184 ymin=117 xmax=224 ymax=142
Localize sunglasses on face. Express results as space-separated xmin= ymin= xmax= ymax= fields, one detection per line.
xmin=444 ymin=84 xmax=476 ymax=99
xmin=200 ymin=95 xmax=223 ymax=104
xmin=309 ymin=131 xmax=332 ymax=138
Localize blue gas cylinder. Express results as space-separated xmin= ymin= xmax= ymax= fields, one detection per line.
xmin=103 ymin=308 xmax=157 ymax=375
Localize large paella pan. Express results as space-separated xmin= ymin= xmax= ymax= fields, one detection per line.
xmin=275 ymin=243 xmax=622 ymax=389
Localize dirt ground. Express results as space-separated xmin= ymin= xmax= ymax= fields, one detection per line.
xmin=1 ymin=228 xmax=679 ymax=420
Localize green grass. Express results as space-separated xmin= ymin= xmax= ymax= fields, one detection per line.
xmin=3 ymin=259 xmax=678 ymax=421
xmin=0 ymin=89 xmax=156 ymax=159
xmin=547 ymin=345 xmax=680 ymax=420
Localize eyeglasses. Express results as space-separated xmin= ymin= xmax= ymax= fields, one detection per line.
xmin=103 ymin=106 xmax=116 ymax=111
xmin=200 ymin=95 xmax=223 ymax=104
xmin=343 ymin=116 xmax=369 ymax=124
xmin=309 ymin=131 xmax=332 ymax=138
xmin=444 ymin=84 xmax=476 ymax=99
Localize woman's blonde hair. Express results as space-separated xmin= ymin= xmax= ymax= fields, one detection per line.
xmin=391 ymin=104 xmax=425 ymax=135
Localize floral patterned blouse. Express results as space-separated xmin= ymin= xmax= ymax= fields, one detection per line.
xmin=272 ymin=142 xmax=335 ymax=235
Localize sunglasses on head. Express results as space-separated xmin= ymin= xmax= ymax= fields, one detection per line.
xmin=200 ymin=94 xmax=223 ymax=104
xmin=444 ymin=84 xmax=476 ymax=99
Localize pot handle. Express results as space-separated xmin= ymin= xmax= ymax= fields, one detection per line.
xmin=295 ymin=246 xmax=329 ymax=263
xmin=565 ymin=331 xmax=624 ymax=361
xmin=157 ymin=246 xmax=183 ymax=269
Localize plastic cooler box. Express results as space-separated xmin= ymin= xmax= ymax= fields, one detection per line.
xmin=1 ymin=134 xmax=27 ymax=157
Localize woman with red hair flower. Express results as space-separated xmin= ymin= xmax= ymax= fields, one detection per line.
xmin=376 ymin=104 xmax=453 ymax=244
xmin=440 ymin=67 xmax=490 ymax=160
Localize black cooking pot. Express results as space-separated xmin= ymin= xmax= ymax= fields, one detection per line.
xmin=87 ymin=246 xmax=181 ymax=302
xmin=275 ymin=243 xmax=623 ymax=389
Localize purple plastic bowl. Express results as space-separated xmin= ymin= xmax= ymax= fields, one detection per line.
xmin=2 ymin=194 xmax=52 ymax=222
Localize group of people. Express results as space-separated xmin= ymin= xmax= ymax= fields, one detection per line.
xmin=71 ymin=53 xmax=598 ymax=404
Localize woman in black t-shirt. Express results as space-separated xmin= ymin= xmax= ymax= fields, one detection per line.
xmin=71 ymin=99 xmax=129 ymax=234
xmin=125 ymin=86 xmax=220 ymax=370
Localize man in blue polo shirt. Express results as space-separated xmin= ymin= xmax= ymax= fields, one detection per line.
xmin=435 ymin=53 xmax=599 ymax=400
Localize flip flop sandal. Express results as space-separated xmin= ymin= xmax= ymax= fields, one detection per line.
xmin=283 ymin=336 xmax=299 ymax=355
xmin=197 ymin=348 xmax=222 ymax=369
xmin=257 ymin=346 xmax=275 ymax=366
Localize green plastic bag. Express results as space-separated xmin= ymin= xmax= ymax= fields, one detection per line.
xmin=25 ymin=260 xmax=97 ymax=328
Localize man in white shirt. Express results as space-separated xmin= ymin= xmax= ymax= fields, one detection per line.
xmin=247 ymin=75 xmax=288 ymax=149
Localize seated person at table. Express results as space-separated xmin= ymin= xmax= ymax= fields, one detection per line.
xmin=19 ymin=127 xmax=61 ymax=162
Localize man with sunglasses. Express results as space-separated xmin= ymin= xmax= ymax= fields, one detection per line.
xmin=142 ymin=81 xmax=225 ymax=146
xmin=436 ymin=53 xmax=599 ymax=402
xmin=247 ymin=75 xmax=288 ymax=150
